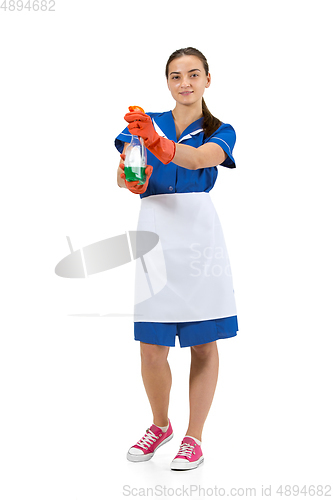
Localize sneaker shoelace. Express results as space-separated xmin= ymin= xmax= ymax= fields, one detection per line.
xmin=136 ymin=429 xmax=159 ymax=450
xmin=177 ymin=442 xmax=195 ymax=459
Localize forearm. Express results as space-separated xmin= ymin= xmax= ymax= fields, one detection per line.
xmin=117 ymin=143 xmax=128 ymax=188
xmin=172 ymin=144 xmax=201 ymax=170
xmin=117 ymin=166 xmax=126 ymax=187
xmin=171 ymin=142 xmax=227 ymax=170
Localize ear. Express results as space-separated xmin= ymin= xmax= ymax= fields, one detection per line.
xmin=205 ymin=72 xmax=212 ymax=89
xmin=167 ymin=77 xmax=171 ymax=91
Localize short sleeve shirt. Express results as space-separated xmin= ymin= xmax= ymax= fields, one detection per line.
xmin=115 ymin=110 xmax=236 ymax=199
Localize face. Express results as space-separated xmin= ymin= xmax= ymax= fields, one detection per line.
xmin=167 ymin=55 xmax=211 ymax=106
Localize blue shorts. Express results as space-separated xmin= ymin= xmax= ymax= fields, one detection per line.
xmin=134 ymin=316 xmax=238 ymax=348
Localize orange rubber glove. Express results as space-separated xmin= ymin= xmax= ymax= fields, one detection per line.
xmin=119 ymin=154 xmax=153 ymax=194
xmin=124 ymin=111 xmax=176 ymax=165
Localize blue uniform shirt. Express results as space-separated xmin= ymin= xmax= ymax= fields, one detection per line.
xmin=115 ymin=110 xmax=236 ymax=199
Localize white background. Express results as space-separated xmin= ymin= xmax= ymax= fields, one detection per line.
xmin=1 ymin=0 xmax=332 ymax=499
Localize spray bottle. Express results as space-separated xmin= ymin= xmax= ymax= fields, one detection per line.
xmin=124 ymin=106 xmax=147 ymax=185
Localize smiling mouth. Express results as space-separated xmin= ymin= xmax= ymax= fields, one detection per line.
xmin=180 ymin=91 xmax=193 ymax=95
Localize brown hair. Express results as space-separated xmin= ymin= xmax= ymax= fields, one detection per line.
xmin=165 ymin=47 xmax=222 ymax=139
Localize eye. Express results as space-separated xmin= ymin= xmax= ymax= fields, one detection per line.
xmin=191 ymin=73 xmax=199 ymax=78
xmin=172 ymin=76 xmax=180 ymax=80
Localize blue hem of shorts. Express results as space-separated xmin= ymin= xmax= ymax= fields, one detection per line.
xmin=134 ymin=316 xmax=238 ymax=348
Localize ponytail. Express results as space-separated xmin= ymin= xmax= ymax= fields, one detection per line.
xmin=202 ymin=98 xmax=222 ymax=139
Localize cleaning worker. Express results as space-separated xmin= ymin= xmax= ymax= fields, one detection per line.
xmin=115 ymin=47 xmax=238 ymax=471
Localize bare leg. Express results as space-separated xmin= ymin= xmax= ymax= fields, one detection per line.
xmin=140 ymin=342 xmax=171 ymax=428
xmin=185 ymin=341 xmax=219 ymax=442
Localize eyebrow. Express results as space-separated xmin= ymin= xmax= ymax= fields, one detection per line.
xmin=169 ymin=68 xmax=201 ymax=75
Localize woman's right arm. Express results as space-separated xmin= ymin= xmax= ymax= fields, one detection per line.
xmin=117 ymin=143 xmax=129 ymax=188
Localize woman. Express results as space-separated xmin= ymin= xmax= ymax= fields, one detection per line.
xmin=115 ymin=47 xmax=238 ymax=471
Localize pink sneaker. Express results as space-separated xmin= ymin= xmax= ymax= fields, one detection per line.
xmin=170 ymin=436 xmax=204 ymax=470
xmin=127 ymin=419 xmax=173 ymax=462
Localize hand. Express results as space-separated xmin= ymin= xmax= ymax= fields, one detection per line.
xmin=119 ymin=154 xmax=153 ymax=194
xmin=124 ymin=112 xmax=158 ymax=146
xmin=124 ymin=111 xmax=176 ymax=165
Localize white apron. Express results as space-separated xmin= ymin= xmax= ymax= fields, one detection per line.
xmin=133 ymin=192 xmax=237 ymax=323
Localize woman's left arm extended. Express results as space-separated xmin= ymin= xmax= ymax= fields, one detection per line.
xmin=172 ymin=142 xmax=227 ymax=170
xmin=124 ymin=111 xmax=227 ymax=169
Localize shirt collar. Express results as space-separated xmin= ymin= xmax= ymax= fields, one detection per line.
xmin=152 ymin=111 xmax=204 ymax=143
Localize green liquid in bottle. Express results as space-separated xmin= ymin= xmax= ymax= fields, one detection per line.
xmin=124 ymin=166 xmax=146 ymax=185
xmin=124 ymin=135 xmax=147 ymax=186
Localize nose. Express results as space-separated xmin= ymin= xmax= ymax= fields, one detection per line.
xmin=180 ymin=76 xmax=191 ymax=87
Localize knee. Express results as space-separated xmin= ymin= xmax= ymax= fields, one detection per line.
xmin=191 ymin=341 xmax=217 ymax=359
xmin=140 ymin=342 xmax=169 ymax=367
